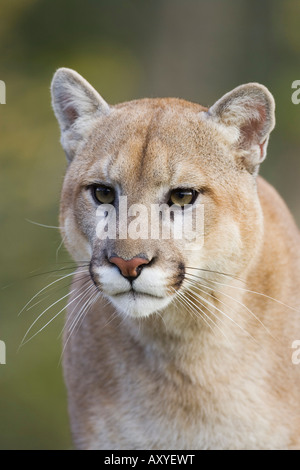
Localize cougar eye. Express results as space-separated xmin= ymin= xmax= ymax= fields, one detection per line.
xmin=169 ymin=188 xmax=197 ymax=207
xmin=92 ymin=185 xmax=115 ymax=204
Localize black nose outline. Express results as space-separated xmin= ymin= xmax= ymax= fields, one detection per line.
xmin=108 ymin=255 xmax=150 ymax=282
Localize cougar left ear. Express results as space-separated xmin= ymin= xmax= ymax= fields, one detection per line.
xmin=51 ymin=68 xmax=110 ymax=161
xmin=203 ymin=83 xmax=275 ymax=173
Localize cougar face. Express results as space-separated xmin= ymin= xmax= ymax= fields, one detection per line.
xmin=56 ymin=113 xmax=260 ymax=316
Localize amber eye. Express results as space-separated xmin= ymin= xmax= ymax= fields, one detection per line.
xmin=92 ymin=185 xmax=115 ymax=204
xmin=169 ymin=188 xmax=197 ymax=207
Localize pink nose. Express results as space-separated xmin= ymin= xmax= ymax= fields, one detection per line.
xmin=109 ymin=256 xmax=150 ymax=279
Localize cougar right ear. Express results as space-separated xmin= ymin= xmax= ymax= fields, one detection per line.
xmin=203 ymin=83 xmax=275 ymax=174
xmin=51 ymin=68 xmax=110 ymax=161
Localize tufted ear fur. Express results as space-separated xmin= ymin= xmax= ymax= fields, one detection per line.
xmin=51 ymin=68 xmax=110 ymax=161
xmin=203 ymin=83 xmax=275 ymax=174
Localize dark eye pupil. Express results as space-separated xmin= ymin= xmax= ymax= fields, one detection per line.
xmin=101 ymin=188 xmax=109 ymax=196
xmin=96 ymin=188 xmax=109 ymax=197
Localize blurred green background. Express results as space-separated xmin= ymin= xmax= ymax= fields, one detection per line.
xmin=1 ymin=0 xmax=300 ymax=449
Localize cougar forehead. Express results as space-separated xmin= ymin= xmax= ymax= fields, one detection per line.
xmin=68 ymin=97 xmax=236 ymax=195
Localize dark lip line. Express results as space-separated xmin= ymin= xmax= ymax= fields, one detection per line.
xmin=91 ymin=279 xmax=164 ymax=299
xmin=111 ymin=289 xmax=165 ymax=300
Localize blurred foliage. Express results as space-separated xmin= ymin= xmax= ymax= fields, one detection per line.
xmin=0 ymin=0 xmax=300 ymax=449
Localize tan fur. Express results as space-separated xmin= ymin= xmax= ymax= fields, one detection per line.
xmin=51 ymin=69 xmax=300 ymax=449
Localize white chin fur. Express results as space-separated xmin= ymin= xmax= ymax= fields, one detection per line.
xmin=107 ymin=291 xmax=172 ymax=318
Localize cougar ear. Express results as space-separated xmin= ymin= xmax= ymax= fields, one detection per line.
xmin=51 ymin=68 xmax=110 ymax=161
xmin=204 ymin=83 xmax=275 ymax=174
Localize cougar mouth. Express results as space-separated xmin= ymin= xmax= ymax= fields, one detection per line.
xmin=103 ymin=282 xmax=173 ymax=318
xmin=89 ymin=269 xmax=166 ymax=300
xmin=111 ymin=288 xmax=165 ymax=300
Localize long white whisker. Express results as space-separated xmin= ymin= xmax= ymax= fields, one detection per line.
xmin=25 ymin=219 xmax=61 ymax=229
xmin=66 ymin=284 xmax=96 ymax=334
xmin=185 ymin=275 xmax=276 ymax=340
xmin=186 ymin=270 xmax=300 ymax=313
xmin=18 ymin=269 xmax=88 ymax=316
xmin=20 ymin=274 xmax=90 ymax=347
xmin=70 ymin=290 xmax=101 ymax=336
xmin=175 ymin=289 xmax=215 ymax=333
xmin=183 ymin=278 xmax=258 ymax=344
xmin=101 ymin=299 xmax=120 ymax=329
xmin=25 ymin=272 xmax=86 ymax=311
xmin=56 ymin=236 xmax=66 ymax=262
xmin=19 ymin=289 xmax=76 ymax=348
xmin=57 ymin=279 xmax=95 ymax=339
xmin=59 ymin=286 xmax=101 ymax=364
xmin=175 ymin=287 xmax=231 ymax=342
xmin=26 ymin=294 xmax=52 ymax=312
xmin=186 ymin=266 xmax=245 ymax=283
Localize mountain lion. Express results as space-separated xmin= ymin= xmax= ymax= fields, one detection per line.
xmin=51 ymin=68 xmax=300 ymax=449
